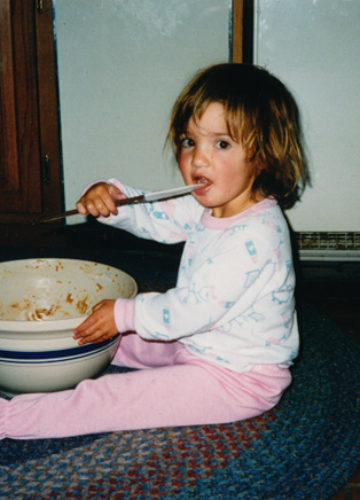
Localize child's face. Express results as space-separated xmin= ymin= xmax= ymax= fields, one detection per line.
xmin=178 ymin=102 xmax=261 ymax=218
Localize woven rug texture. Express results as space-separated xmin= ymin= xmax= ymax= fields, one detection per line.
xmin=0 ymin=251 xmax=359 ymax=499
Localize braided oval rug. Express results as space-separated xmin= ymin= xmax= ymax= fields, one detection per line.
xmin=1 ymin=302 xmax=359 ymax=499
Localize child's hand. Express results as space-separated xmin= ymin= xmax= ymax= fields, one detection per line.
xmin=76 ymin=182 xmax=126 ymax=218
xmin=73 ymin=300 xmax=118 ymax=345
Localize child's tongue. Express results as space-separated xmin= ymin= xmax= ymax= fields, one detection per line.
xmin=196 ymin=177 xmax=210 ymax=187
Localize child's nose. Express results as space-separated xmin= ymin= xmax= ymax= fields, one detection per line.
xmin=192 ymin=146 xmax=210 ymax=168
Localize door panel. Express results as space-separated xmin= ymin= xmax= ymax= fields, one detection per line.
xmin=0 ymin=0 xmax=42 ymax=214
xmin=0 ymin=0 xmax=62 ymax=228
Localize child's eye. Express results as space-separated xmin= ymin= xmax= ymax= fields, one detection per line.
xmin=181 ymin=137 xmax=195 ymax=148
xmin=216 ymin=140 xmax=230 ymax=150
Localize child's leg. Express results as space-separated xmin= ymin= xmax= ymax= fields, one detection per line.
xmin=0 ymin=341 xmax=291 ymax=440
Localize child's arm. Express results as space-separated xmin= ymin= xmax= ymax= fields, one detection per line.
xmin=73 ymin=244 xmax=249 ymax=346
xmin=74 ymin=232 xmax=292 ymax=346
xmin=76 ymin=178 xmax=201 ymax=245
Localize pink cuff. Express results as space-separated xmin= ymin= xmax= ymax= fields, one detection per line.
xmin=114 ymin=298 xmax=135 ymax=333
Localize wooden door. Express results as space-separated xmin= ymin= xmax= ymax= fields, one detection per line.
xmin=0 ymin=0 xmax=62 ymax=228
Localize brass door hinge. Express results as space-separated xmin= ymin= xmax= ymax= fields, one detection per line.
xmin=35 ymin=0 xmax=44 ymax=14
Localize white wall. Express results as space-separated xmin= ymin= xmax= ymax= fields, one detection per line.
xmin=53 ymin=0 xmax=230 ymax=222
xmin=255 ymin=0 xmax=360 ymax=231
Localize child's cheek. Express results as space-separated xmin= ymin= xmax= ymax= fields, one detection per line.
xmin=178 ymin=155 xmax=190 ymax=181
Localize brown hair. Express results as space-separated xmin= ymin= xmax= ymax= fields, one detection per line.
xmin=167 ymin=63 xmax=309 ymax=209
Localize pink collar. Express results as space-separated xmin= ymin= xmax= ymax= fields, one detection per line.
xmin=201 ymin=198 xmax=277 ymax=229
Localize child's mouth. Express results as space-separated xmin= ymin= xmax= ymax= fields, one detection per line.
xmin=193 ymin=177 xmax=210 ymax=194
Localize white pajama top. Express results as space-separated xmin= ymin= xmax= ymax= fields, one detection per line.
xmin=99 ymin=180 xmax=299 ymax=374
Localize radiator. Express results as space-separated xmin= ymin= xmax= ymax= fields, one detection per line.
xmin=296 ymin=232 xmax=360 ymax=261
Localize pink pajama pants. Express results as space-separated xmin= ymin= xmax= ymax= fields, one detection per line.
xmin=0 ymin=333 xmax=291 ymax=440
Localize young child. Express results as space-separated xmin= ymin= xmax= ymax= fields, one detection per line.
xmin=0 ymin=63 xmax=307 ymax=440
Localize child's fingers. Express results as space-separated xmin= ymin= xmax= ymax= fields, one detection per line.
xmin=77 ymin=330 xmax=107 ymax=345
xmin=92 ymin=184 xmax=126 ymax=215
xmin=73 ymin=307 xmax=104 ymax=337
xmin=75 ymin=198 xmax=98 ymax=217
xmin=74 ymin=300 xmax=112 ymax=334
xmin=74 ymin=319 xmax=107 ymax=344
xmin=108 ymin=185 xmax=127 ymax=202
xmin=76 ymin=201 xmax=87 ymax=215
xmin=74 ymin=315 xmax=97 ymax=335
xmin=92 ymin=194 xmax=117 ymax=216
xmin=73 ymin=324 xmax=99 ymax=344
xmin=76 ymin=320 xmax=115 ymax=344
xmin=73 ymin=300 xmax=117 ymax=345
xmin=80 ymin=197 xmax=111 ymax=218
xmin=76 ymin=183 xmax=125 ymax=217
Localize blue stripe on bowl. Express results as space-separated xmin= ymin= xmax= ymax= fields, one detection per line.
xmin=0 ymin=349 xmax=111 ymax=365
xmin=0 ymin=335 xmax=120 ymax=362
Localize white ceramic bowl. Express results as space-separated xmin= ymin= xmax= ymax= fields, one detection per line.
xmin=0 ymin=258 xmax=137 ymax=395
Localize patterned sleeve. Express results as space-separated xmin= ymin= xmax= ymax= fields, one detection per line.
xmin=98 ymin=179 xmax=203 ymax=244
